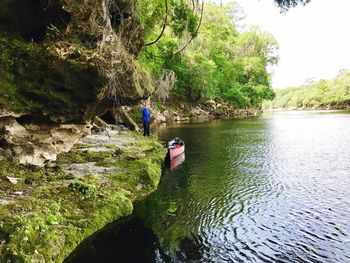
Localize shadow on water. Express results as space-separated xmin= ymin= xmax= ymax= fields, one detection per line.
xmin=65 ymin=217 xmax=211 ymax=263
xmin=64 ymin=217 xmax=171 ymax=263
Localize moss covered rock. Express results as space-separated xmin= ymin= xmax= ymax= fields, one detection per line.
xmin=0 ymin=0 xmax=153 ymax=121
xmin=0 ymin=0 xmax=155 ymax=165
xmin=0 ymin=129 xmax=166 ymax=262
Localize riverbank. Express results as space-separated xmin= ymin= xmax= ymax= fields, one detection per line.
xmin=155 ymin=99 xmax=262 ymax=123
xmin=116 ymin=97 xmax=262 ymax=130
xmin=273 ymin=102 xmax=350 ymax=111
xmin=0 ymin=128 xmax=165 ymax=262
xmin=272 ymin=71 xmax=350 ymax=111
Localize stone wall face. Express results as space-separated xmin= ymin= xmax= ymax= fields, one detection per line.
xmin=0 ymin=0 xmax=153 ymax=165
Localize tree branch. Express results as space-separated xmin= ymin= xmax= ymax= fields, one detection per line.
xmin=171 ymin=0 xmax=204 ymax=57
xmin=144 ymin=0 xmax=204 ymax=58
xmin=145 ymin=0 xmax=168 ymax=46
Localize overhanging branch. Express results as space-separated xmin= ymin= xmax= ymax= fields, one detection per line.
xmin=145 ymin=0 xmax=168 ymax=46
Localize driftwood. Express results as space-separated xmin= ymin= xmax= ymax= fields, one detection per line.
xmin=115 ymin=107 xmax=141 ymax=132
xmin=93 ymin=116 xmax=111 ymax=138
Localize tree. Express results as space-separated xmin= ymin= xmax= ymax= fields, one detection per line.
xmin=138 ymin=0 xmax=201 ymax=46
xmin=165 ymin=3 xmax=278 ymax=107
xmin=138 ymin=1 xmax=296 ymax=108
xmin=273 ymin=0 xmax=311 ymax=11
xmin=138 ymin=0 xmax=310 ymax=50
xmin=273 ymin=72 xmax=350 ymax=109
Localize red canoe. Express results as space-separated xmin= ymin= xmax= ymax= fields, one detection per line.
xmin=165 ymin=138 xmax=185 ymax=159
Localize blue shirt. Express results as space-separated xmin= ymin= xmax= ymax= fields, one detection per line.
xmin=142 ymin=107 xmax=151 ymax=122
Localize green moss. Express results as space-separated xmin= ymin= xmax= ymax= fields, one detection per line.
xmin=162 ymin=221 xmax=191 ymax=253
xmin=0 ymin=70 xmax=32 ymax=113
xmin=0 ymin=36 xmax=34 ymax=73
xmin=68 ymin=181 xmax=96 ymax=199
xmin=0 ymin=132 xmax=166 ymax=262
xmin=0 ymin=32 xmax=105 ymax=121
xmin=0 ymin=35 xmax=42 ymax=113
xmin=57 ymin=149 xmax=113 ymax=164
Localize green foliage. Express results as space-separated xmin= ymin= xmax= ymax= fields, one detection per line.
xmin=273 ymin=70 xmax=350 ymax=109
xmin=169 ymin=0 xmax=199 ymax=38
xmin=69 ymin=181 xmax=96 ymax=199
xmin=137 ymin=0 xmax=166 ymax=35
xmin=137 ymin=0 xmax=200 ymax=42
xmin=140 ymin=3 xmax=278 ymax=108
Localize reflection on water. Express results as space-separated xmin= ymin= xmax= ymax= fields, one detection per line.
xmin=168 ymin=153 xmax=185 ymax=173
xmin=68 ymin=111 xmax=350 ymax=262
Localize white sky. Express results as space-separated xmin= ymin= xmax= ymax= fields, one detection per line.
xmin=206 ymin=0 xmax=350 ymax=88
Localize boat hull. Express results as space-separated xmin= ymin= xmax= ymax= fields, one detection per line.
xmin=169 ymin=145 xmax=185 ymax=159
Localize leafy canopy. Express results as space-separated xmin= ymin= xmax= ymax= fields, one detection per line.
xmin=138 ymin=2 xmax=279 ymax=108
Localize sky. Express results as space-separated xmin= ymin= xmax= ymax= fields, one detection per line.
xmin=206 ymin=0 xmax=350 ymax=88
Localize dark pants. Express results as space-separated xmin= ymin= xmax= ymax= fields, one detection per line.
xmin=143 ymin=121 xmax=150 ymax=136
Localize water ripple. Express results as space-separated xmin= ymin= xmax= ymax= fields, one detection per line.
xmin=159 ymin=112 xmax=350 ymax=262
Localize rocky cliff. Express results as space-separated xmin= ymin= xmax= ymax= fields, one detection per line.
xmin=0 ymin=0 xmax=153 ymax=165
xmin=0 ymin=1 xmax=167 ymax=261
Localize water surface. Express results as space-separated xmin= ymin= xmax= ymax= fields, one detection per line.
xmin=68 ymin=111 xmax=350 ymax=262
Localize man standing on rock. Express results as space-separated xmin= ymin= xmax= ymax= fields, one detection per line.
xmin=142 ymin=100 xmax=151 ymax=136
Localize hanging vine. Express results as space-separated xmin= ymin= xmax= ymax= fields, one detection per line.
xmin=143 ymin=0 xmax=204 ymax=58
xmin=145 ymin=0 xmax=168 ymax=46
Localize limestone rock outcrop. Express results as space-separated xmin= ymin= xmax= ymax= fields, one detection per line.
xmin=0 ymin=0 xmax=152 ymax=165
xmin=0 ymin=116 xmax=91 ymax=166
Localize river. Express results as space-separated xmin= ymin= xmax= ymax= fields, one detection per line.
xmin=67 ymin=110 xmax=350 ymax=263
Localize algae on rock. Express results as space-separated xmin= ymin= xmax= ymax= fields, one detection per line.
xmin=0 ymin=129 xmax=166 ymax=262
